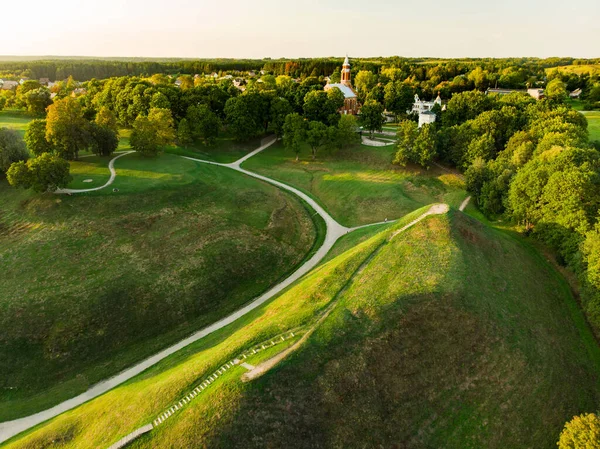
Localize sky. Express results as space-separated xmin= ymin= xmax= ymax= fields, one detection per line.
xmin=0 ymin=0 xmax=598 ymax=59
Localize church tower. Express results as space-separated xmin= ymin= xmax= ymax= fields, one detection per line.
xmin=341 ymin=55 xmax=351 ymax=86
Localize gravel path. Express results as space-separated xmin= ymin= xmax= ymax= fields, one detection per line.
xmin=56 ymin=151 xmax=135 ymax=194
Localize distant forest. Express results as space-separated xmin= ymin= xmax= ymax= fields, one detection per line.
xmin=0 ymin=56 xmax=599 ymax=83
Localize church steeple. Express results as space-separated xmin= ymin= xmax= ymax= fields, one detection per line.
xmin=341 ymin=55 xmax=351 ymax=86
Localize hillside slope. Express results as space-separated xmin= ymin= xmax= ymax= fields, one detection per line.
xmin=4 ymin=208 xmax=599 ymax=449
xmin=134 ymin=210 xmax=600 ymax=449
xmin=0 ymin=154 xmax=316 ymax=421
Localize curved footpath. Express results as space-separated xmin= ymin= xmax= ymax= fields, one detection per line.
xmin=56 ymin=151 xmax=135 ymax=194
xmin=0 ymin=138 xmax=456 ymax=444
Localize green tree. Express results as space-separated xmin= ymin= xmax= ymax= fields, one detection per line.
xmin=95 ymin=106 xmax=119 ymax=133
xmin=393 ymin=120 xmax=419 ymax=167
xmin=177 ymin=118 xmax=193 ymax=147
xmin=224 ymin=96 xmax=260 ymax=141
xmin=130 ymin=108 xmax=175 ymax=156
xmin=24 ymin=119 xmax=53 ymax=156
xmin=384 ymin=81 xmax=413 ymax=121
xmin=7 ymin=152 xmax=71 ymax=192
xmin=303 ymin=89 xmax=344 ymax=125
xmin=0 ymin=128 xmax=29 ymax=173
xmin=359 ymin=100 xmax=385 ymax=138
xmin=283 ymin=113 xmax=306 ymax=161
xmin=354 ymin=70 xmax=377 ymax=101
xmin=88 ymin=123 xmax=119 ymax=157
xmin=46 ymin=97 xmax=90 ymax=160
xmin=23 ymin=87 xmax=52 ymax=114
xmin=306 ymin=121 xmax=328 ymax=160
xmin=269 ymin=97 xmax=292 ymax=138
xmin=546 ymin=79 xmax=567 ymax=102
xmin=187 ymin=104 xmax=220 ymax=145
xmin=332 ymin=114 xmax=360 ymax=149
xmin=558 ymin=413 xmax=600 ymax=449
xmin=413 ymin=124 xmax=437 ymax=168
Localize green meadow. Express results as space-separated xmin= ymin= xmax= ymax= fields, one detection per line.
xmin=0 ymin=152 xmax=317 ymax=421
xmin=6 ymin=209 xmax=599 ymax=449
xmin=242 ymin=141 xmax=467 ymax=227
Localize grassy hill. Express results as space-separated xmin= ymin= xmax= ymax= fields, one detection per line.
xmin=242 ymin=141 xmax=466 ymax=227
xmin=583 ymin=110 xmax=600 ymax=142
xmin=6 ymin=207 xmax=600 ymax=449
xmin=0 ymin=152 xmax=317 ymax=421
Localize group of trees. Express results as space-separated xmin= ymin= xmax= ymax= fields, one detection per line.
xmin=282 ymin=113 xmax=360 ymax=160
xmin=407 ymin=89 xmax=600 ymax=335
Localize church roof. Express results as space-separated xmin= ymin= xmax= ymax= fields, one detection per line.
xmin=326 ymin=83 xmax=357 ymax=99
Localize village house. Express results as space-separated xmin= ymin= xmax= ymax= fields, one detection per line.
xmin=569 ymin=88 xmax=583 ymax=99
xmin=324 ymin=56 xmax=359 ymax=115
xmin=410 ymin=94 xmax=442 ymax=127
xmin=1 ymin=80 xmax=19 ymax=90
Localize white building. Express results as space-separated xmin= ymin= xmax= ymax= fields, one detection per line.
xmin=411 ymin=94 xmax=442 ymax=127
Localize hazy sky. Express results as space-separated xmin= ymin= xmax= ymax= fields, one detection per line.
xmin=1 ymin=0 xmax=598 ymax=59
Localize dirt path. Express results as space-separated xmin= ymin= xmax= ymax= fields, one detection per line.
xmin=459 ymin=196 xmax=471 ymax=211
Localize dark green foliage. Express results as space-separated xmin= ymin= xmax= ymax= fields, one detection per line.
xmin=88 ymin=122 xmax=119 ymax=157
xmin=0 ymin=127 xmax=28 ymax=173
xmin=7 ymin=152 xmax=71 ymax=192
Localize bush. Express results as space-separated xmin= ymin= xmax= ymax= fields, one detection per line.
xmin=7 ymin=153 xmax=71 ymax=192
xmin=558 ymin=413 xmax=600 ymax=449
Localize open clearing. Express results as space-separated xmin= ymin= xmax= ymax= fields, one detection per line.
xmin=242 ymin=141 xmax=466 ymax=227
xmin=582 ymin=110 xmax=600 ymax=141
xmin=6 ymin=208 xmax=600 ymax=449
xmin=0 ymin=152 xmax=317 ymax=422
xmin=0 ymin=110 xmax=34 ymax=137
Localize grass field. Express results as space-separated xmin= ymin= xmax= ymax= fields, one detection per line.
xmin=582 ymin=110 xmax=600 ymax=142
xmin=242 ymin=141 xmax=467 ymax=227
xmin=164 ymin=134 xmax=263 ymax=164
xmin=546 ymin=64 xmax=600 ymax=77
xmin=0 ymin=152 xmax=318 ymax=421
xmin=6 ymin=208 xmax=600 ymax=449
xmin=0 ymin=110 xmax=34 ymax=137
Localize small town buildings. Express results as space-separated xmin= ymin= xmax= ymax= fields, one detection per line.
xmin=486 ymin=87 xmax=545 ymax=100
xmin=324 ymin=56 xmax=359 ymax=115
xmin=39 ymin=78 xmax=51 ymax=85
xmin=1 ymin=80 xmax=19 ymax=90
xmin=527 ymin=88 xmax=545 ymax=100
xmin=570 ymin=88 xmax=583 ymax=99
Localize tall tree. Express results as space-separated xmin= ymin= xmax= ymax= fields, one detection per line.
xmin=24 ymin=119 xmax=53 ymax=156
xmin=46 ymin=97 xmax=90 ymax=160
xmin=95 ymin=106 xmax=119 ymax=133
xmin=306 ymin=121 xmax=328 ymax=160
xmin=283 ymin=113 xmax=306 ymax=161
xmin=359 ymin=100 xmax=385 ymax=138
xmin=384 ymin=81 xmax=413 ymax=122
xmin=269 ymin=97 xmax=292 ymax=138
xmin=187 ymin=104 xmax=221 ymax=145
xmin=88 ymin=123 xmax=119 ymax=157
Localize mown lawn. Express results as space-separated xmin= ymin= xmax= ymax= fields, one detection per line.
xmin=0 ymin=152 xmax=317 ymax=421
xmin=582 ymin=110 xmax=600 ymax=142
xmin=242 ymin=141 xmax=467 ymax=227
xmin=7 ymin=209 xmax=600 ymax=449
xmin=0 ymin=110 xmax=34 ymax=137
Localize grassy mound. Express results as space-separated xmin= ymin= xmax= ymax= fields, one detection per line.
xmin=0 ymin=152 xmax=317 ymax=421
xmin=242 ymin=141 xmax=467 ymax=227
xmin=7 ymin=208 xmax=600 ymax=449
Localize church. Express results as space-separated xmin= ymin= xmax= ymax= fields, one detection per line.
xmin=324 ymin=56 xmax=359 ymax=115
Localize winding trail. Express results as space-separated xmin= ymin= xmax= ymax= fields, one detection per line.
xmin=56 ymin=151 xmax=135 ymax=194
xmin=0 ymin=138 xmax=446 ymax=444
